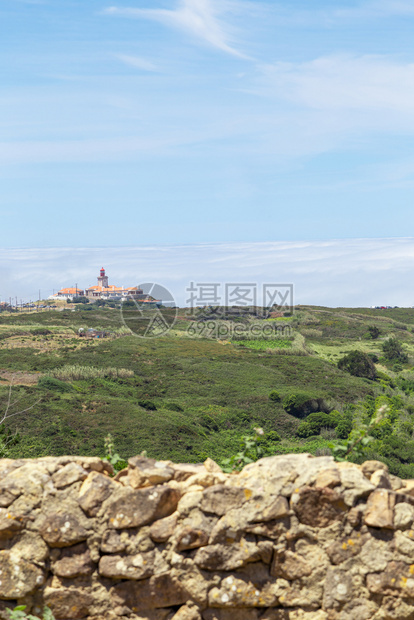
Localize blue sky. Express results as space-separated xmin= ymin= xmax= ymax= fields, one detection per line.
xmin=2 ymin=1 xmax=414 ymax=304
xmin=2 ymin=0 xmax=414 ymax=249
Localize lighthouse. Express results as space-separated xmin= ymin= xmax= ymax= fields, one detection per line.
xmin=97 ymin=267 xmax=109 ymax=288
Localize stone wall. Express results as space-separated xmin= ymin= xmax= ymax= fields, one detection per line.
xmin=1 ymin=452 xmax=414 ymax=620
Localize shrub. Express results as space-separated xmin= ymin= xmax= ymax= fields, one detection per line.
xmin=166 ymin=403 xmax=184 ymax=412
xmin=31 ymin=328 xmax=52 ymax=336
xmin=296 ymin=412 xmax=334 ymax=438
xmin=329 ymin=410 xmax=342 ymax=426
xmin=72 ymin=297 xmax=89 ymax=304
xmin=283 ymin=392 xmax=330 ymax=418
xmin=269 ymin=390 xmax=281 ymax=402
xmin=138 ymin=400 xmax=157 ymax=411
xmin=337 ymin=350 xmax=377 ymax=380
xmin=399 ymin=421 xmax=414 ymax=436
xmin=367 ymin=325 xmax=381 ymax=339
xmin=38 ymin=376 xmax=72 ymax=393
xmin=335 ymin=417 xmax=353 ymax=439
xmin=383 ymin=338 xmax=408 ymax=363
xmin=376 ymin=370 xmax=395 ymax=388
xmin=371 ymin=419 xmax=393 ymax=440
xmin=258 ymin=430 xmax=281 ymax=446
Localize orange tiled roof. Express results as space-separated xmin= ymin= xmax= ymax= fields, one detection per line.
xmin=58 ymin=288 xmax=84 ymax=295
xmin=87 ymin=284 xmax=140 ymax=292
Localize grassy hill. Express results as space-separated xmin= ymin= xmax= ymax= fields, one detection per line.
xmin=2 ymin=304 xmax=414 ymax=475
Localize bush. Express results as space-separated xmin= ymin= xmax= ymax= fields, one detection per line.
xmin=383 ymin=338 xmax=408 ymax=363
xmin=31 ymin=328 xmax=52 ymax=336
xmin=329 ymin=410 xmax=342 ymax=426
xmin=72 ymin=297 xmax=89 ymax=304
xmin=296 ymin=412 xmax=334 ymax=438
xmin=367 ymin=325 xmax=381 ymax=339
xmin=335 ymin=417 xmax=353 ymax=439
xmin=337 ymin=350 xmax=377 ymax=380
xmin=138 ymin=400 xmax=157 ymax=411
xmin=283 ymin=392 xmax=330 ymax=418
xmin=269 ymin=390 xmax=281 ymax=402
xmin=257 ymin=430 xmax=281 ymax=447
xmin=166 ymin=403 xmax=184 ymax=412
xmin=371 ymin=419 xmax=393 ymax=440
xmin=38 ymin=376 xmax=72 ymax=393
xmin=376 ymin=370 xmax=395 ymax=388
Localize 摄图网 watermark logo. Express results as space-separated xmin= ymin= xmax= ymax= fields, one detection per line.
xmin=121 ymin=282 xmax=294 ymax=339
xmin=120 ymin=283 xmax=177 ymax=338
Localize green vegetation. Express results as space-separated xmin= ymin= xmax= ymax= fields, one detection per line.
xmin=221 ymin=426 xmax=280 ymax=472
xmin=366 ymin=325 xmax=381 ymax=339
xmin=2 ymin=304 xmax=414 ymax=477
xmin=269 ymin=390 xmax=281 ymax=402
xmin=103 ymin=433 xmax=128 ymax=472
xmin=383 ymin=337 xmax=409 ymax=363
xmin=337 ymin=350 xmax=377 ymax=379
xmin=7 ymin=605 xmax=54 ymax=620
xmin=234 ymin=339 xmax=292 ymax=351
xmin=282 ymin=392 xmax=330 ymax=418
xmin=50 ymin=365 xmax=134 ymax=381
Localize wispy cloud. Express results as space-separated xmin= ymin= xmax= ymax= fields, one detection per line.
xmin=256 ymin=55 xmax=414 ymax=113
xmin=3 ymin=239 xmax=414 ymax=307
xmin=104 ymin=0 xmax=250 ymax=59
xmin=115 ymin=54 xmax=160 ymax=72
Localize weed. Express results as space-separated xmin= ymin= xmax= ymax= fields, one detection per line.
xmin=6 ymin=605 xmax=55 ymax=619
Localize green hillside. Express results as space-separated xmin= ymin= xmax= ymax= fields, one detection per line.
xmin=2 ymin=304 xmax=414 ymax=476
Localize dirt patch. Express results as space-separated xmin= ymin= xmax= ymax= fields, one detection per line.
xmin=0 ymin=369 xmax=41 ymax=386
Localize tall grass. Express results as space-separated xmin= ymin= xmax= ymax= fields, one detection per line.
xmin=50 ymin=365 xmax=134 ymax=381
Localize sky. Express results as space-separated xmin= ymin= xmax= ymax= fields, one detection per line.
xmin=2 ymin=0 xmax=414 ymax=302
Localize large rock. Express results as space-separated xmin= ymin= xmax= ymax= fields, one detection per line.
xmin=111 ymin=572 xmax=189 ymax=609
xmin=39 ymin=512 xmax=89 ymax=547
xmin=52 ymin=543 xmax=95 ymax=578
xmin=106 ymin=485 xmax=180 ymax=528
xmin=364 ymin=489 xmax=395 ymax=528
xmin=99 ymin=549 xmax=168 ymax=580
xmin=53 ymin=462 xmax=88 ymax=489
xmin=0 ymin=550 xmax=44 ymax=599
xmin=291 ymin=486 xmax=347 ymax=528
xmin=0 ymin=508 xmax=25 ymax=539
xmin=194 ymin=539 xmax=272 ymax=571
xmin=78 ymin=471 xmax=117 ymax=516
xmin=201 ymin=485 xmax=249 ymax=516
xmin=128 ymin=456 xmax=175 ymax=488
xmin=44 ymin=587 xmax=94 ymax=619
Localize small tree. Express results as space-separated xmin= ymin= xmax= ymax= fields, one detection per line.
xmin=367 ymin=325 xmax=381 ymax=339
xmin=383 ymin=337 xmax=408 ymax=363
xmin=337 ymin=350 xmax=376 ymax=380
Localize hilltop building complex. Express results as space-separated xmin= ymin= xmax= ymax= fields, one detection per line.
xmin=49 ymin=268 xmax=155 ymax=303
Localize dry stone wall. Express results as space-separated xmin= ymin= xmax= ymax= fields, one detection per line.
xmin=1 ymin=453 xmax=414 ymax=620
